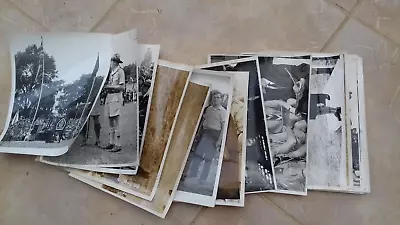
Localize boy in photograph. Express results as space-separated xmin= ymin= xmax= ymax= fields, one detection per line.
xmin=188 ymin=90 xmax=227 ymax=184
xmin=102 ymin=54 xmax=125 ymax=153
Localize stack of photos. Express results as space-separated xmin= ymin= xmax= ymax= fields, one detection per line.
xmin=208 ymin=52 xmax=370 ymax=195
xmin=0 ymin=31 xmax=371 ymax=219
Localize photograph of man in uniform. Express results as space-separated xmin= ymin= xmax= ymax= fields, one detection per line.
xmin=179 ymin=90 xmax=229 ymax=196
xmin=102 ymin=54 xmax=125 ymax=153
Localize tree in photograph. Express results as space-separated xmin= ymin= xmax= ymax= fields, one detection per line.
xmin=123 ymin=63 xmax=137 ymax=84
xmin=139 ymin=48 xmax=153 ymax=80
xmin=138 ymin=48 xmax=153 ymax=96
xmin=13 ymin=44 xmax=58 ymax=119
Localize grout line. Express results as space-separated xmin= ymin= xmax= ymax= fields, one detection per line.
xmin=320 ymin=0 xmax=364 ymax=52
xmin=323 ymin=0 xmax=400 ymax=51
xmin=351 ymin=15 xmax=400 ymax=48
xmin=259 ymin=195 xmax=303 ymax=225
xmin=187 ymin=206 xmax=204 ymax=225
xmin=4 ymin=0 xmax=49 ymax=31
xmin=319 ymin=15 xmax=350 ymax=52
xmin=89 ymin=0 xmax=122 ymax=32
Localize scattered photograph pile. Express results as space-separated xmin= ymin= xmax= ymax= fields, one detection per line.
xmin=0 ymin=30 xmax=370 ymax=218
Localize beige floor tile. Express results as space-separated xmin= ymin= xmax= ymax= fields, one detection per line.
xmin=265 ymin=19 xmax=400 ymax=225
xmin=0 ymin=154 xmax=201 ymax=225
xmin=327 ymin=0 xmax=357 ymax=11
xmin=7 ymin=0 xmax=117 ymax=31
xmin=94 ymin=0 xmax=345 ymax=64
xmin=193 ymin=195 xmax=298 ymax=225
xmin=354 ymin=0 xmax=400 ymax=44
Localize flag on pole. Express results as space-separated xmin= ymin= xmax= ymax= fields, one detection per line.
xmin=39 ymin=36 xmax=44 ymax=56
xmin=91 ymin=53 xmax=100 ymax=78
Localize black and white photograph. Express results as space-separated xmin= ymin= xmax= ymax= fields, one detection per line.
xmin=258 ymin=56 xmax=310 ymax=195
xmin=40 ymin=30 xmax=140 ymax=166
xmin=137 ymin=44 xmax=160 ymax=152
xmin=0 ymin=33 xmax=112 ymax=156
xmin=64 ymin=165 xmax=137 ymax=175
xmin=345 ymin=54 xmax=361 ymax=188
xmin=355 ymin=56 xmax=370 ymax=193
xmin=202 ymin=57 xmax=276 ymax=193
xmin=175 ymin=69 xmax=232 ymax=207
xmin=307 ymin=54 xmax=347 ymax=188
xmin=208 ymin=54 xmax=251 ymax=64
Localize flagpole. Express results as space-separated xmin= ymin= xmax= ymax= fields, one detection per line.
xmin=73 ymin=53 xmax=100 ymax=136
xmin=25 ymin=36 xmax=45 ymax=141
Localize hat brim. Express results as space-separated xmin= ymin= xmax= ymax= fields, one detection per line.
xmin=112 ymin=59 xmax=123 ymax=64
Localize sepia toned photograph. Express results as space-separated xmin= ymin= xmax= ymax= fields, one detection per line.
xmin=72 ymin=61 xmax=192 ymax=201
xmin=307 ymin=54 xmax=346 ymax=188
xmin=176 ymin=69 xmax=232 ymax=207
xmin=204 ymin=57 xmax=276 ymax=193
xmin=137 ymin=44 xmax=160 ymax=152
xmin=215 ymin=71 xmax=248 ymax=207
xmin=40 ymin=30 xmax=139 ymax=166
xmin=258 ymin=56 xmax=311 ymax=195
xmin=0 ymin=33 xmax=112 ymax=156
xmin=70 ymin=80 xmax=210 ymax=217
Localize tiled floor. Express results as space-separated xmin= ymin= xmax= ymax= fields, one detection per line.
xmin=0 ymin=0 xmax=399 ymax=224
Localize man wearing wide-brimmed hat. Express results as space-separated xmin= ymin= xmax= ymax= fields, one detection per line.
xmin=103 ymin=53 xmax=125 ymax=152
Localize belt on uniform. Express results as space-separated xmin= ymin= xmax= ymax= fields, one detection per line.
xmin=107 ymin=90 xmax=122 ymax=94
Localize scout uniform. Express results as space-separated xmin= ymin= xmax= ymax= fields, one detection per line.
xmin=103 ymin=54 xmax=125 ymax=152
xmin=106 ymin=66 xmax=125 ymax=118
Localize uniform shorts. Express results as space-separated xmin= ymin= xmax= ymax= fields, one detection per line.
xmin=106 ymin=93 xmax=123 ymax=117
xmin=106 ymin=100 xmax=122 ymax=117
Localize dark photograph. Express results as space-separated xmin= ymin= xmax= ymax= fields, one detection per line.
xmin=40 ymin=30 xmax=139 ymax=166
xmin=307 ymin=55 xmax=346 ymax=188
xmin=204 ymin=57 xmax=276 ymax=193
xmin=0 ymin=33 xmax=112 ymax=154
xmin=209 ymin=54 xmax=251 ymax=64
xmin=258 ymin=56 xmax=310 ymax=194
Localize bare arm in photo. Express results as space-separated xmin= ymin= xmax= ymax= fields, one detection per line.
xmin=216 ymin=118 xmax=225 ymax=150
xmin=264 ymin=100 xmax=296 ymax=114
xmin=272 ymin=127 xmax=297 ymax=157
xmin=286 ymin=144 xmax=306 ymax=158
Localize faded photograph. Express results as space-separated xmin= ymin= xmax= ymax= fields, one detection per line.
xmin=258 ymin=56 xmax=310 ymax=194
xmin=40 ymin=30 xmax=139 ymax=166
xmin=216 ymin=72 xmax=248 ymax=205
xmin=137 ymin=44 xmax=160 ymax=150
xmin=307 ymin=55 xmax=346 ymax=188
xmin=0 ymin=33 xmax=112 ymax=154
xmin=202 ymin=58 xmax=276 ymax=193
